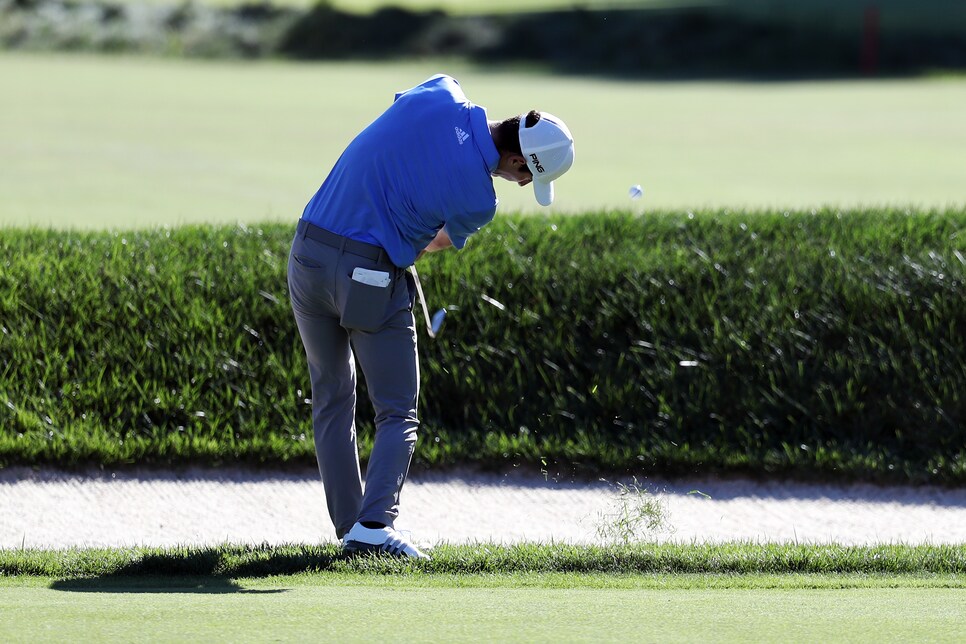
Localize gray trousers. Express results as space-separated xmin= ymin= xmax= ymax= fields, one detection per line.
xmin=287 ymin=221 xmax=419 ymax=539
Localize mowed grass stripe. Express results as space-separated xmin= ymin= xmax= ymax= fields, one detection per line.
xmin=5 ymin=571 xmax=965 ymax=590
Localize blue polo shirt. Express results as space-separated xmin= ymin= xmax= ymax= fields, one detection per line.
xmin=300 ymin=74 xmax=501 ymax=268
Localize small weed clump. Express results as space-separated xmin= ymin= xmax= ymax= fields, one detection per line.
xmin=595 ymin=478 xmax=669 ymax=544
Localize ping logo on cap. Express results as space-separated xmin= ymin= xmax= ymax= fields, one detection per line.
xmin=529 ymin=153 xmax=545 ymax=173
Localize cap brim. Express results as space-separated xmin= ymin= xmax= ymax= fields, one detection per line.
xmin=533 ymin=180 xmax=554 ymax=207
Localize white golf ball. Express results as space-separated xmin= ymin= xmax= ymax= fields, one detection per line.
xmin=629 ymin=184 xmax=644 ymax=200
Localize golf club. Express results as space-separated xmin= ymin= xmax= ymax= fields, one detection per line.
xmin=407 ymin=265 xmax=446 ymax=339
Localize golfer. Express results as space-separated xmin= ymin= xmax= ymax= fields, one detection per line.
xmin=287 ymin=74 xmax=574 ymax=558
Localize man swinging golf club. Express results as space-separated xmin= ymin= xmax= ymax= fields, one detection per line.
xmin=287 ymin=74 xmax=574 ymax=559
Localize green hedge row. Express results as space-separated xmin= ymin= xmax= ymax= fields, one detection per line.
xmin=5 ymin=0 xmax=966 ymax=77
xmin=1 ymin=209 xmax=964 ymax=482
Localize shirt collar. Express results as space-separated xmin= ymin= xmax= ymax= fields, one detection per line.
xmin=469 ymin=105 xmax=500 ymax=173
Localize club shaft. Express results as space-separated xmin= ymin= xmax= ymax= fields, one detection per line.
xmin=407 ymin=265 xmax=436 ymax=338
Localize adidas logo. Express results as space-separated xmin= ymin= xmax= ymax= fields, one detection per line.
xmin=454 ymin=127 xmax=470 ymax=145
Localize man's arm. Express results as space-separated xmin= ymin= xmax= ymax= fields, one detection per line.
xmin=415 ymin=227 xmax=453 ymax=261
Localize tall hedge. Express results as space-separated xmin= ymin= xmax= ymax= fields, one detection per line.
xmin=5 ymin=0 xmax=966 ymax=77
xmin=0 ymin=210 xmax=964 ymax=482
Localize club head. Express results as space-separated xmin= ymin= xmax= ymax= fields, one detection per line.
xmin=430 ymin=308 xmax=447 ymax=336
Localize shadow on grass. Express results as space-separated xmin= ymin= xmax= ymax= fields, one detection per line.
xmin=49 ymin=576 xmax=285 ymax=594
xmin=45 ymin=549 xmax=347 ymax=593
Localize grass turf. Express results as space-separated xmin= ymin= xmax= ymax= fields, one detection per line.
xmin=3 ymin=53 xmax=965 ymax=229
xmin=4 ymin=543 xmax=966 ymax=577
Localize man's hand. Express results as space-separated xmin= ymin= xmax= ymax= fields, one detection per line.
xmin=416 ymin=227 xmax=453 ymax=261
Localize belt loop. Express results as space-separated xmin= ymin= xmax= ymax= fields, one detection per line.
xmin=299 ymin=220 xmax=308 ymax=239
xmin=339 ymin=237 xmax=347 ymax=254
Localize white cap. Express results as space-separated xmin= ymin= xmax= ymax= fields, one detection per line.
xmin=519 ymin=112 xmax=575 ymax=206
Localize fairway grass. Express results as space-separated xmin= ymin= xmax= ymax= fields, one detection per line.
xmin=3 ymin=53 xmax=965 ymax=229
xmin=3 ymin=544 xmax=964 ymax=640
xmin=1 ymin=573 xmax=964 ymax=643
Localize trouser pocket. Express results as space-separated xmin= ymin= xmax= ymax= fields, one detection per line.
xmin=340 ymin=269 xmax=393 ymax=332
xmin=404 ymin=269 xmax=416 ymax=312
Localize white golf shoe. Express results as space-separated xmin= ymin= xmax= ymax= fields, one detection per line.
xmin=342 ymin=522 xmax=430 ymax=560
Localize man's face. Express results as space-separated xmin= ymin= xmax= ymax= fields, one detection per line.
xmin=492 ymin=154 xmax=533 ymax=187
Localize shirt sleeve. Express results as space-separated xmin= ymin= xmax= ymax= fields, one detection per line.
xmin=444 ymin=208 xmax=496 ymax=250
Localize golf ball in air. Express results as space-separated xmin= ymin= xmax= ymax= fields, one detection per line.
xmin=629 ymin=184 xmax=644 ymax=200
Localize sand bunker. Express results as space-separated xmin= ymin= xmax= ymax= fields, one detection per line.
xmin=2 ymin=467 xmax=964 ymax=549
